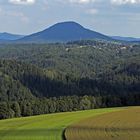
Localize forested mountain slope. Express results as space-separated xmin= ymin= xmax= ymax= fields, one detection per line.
xmin=0 ymin=41 xmax=139 ymax=77
xmin=0 ymin=40 xmax=139 ymax=119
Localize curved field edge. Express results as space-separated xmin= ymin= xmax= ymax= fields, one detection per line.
xmin=0 ymin=107 xmax=123 ymax=140
xmin=65 ymin=106 xmax=140 ymax=140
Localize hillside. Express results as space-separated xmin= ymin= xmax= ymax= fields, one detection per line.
xmin=0 ymin=41 xmax=139 ymax=119
xmin=19 ymin=22 xmax=111 ymax=42
xmin=65 ymin=107 xmax=140 ymax=140
xmin=0 ymin=41 xmax=139 ymax=98
xmin=0 ymin=107 xmax=122 ymax=140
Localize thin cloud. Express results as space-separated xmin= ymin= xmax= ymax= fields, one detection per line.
xmin=86 ymin=9 xmax=98 ymax=15
xmin=7 ymin=0 xmax=140 ymax=5
xmin=0 ymin=8 xmax=29 ymax=23
xmin=62 ymin=0 xmax=140 ymax=5
xmin=9 ymin=0 xmax=36 ymax=5
xmin=111 ymin=0 xmax=140 ymax=5
xmin=68 ymin=0 xmax=96 ymax=4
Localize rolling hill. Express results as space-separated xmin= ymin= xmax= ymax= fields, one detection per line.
xmin=65 ymin=107 xmax=140 ymax=140
xmin=0 ymin=42 xmax=139 ymax=120
xmin=0 ymin=107 xmax=122 ymax=140
xmin=19 ymin=21 xmax=111 ymax=42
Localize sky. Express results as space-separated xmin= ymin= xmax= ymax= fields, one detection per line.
xmin=0 ymin=0 xmax=140 ymax=37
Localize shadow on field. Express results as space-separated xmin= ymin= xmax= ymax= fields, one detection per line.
xmin=0 ymin=128 xmax=63 ymax=137
xmin=67 ymin=126 xmax=140 ymax=132
xmin=62 ymin=129 xmax=66 ymax=140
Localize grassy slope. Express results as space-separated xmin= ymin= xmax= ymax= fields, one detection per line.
xmin=0 ymin=108 xmax=122 ymax=140
xmin=65 ymin=107 xmax=140 ymax=140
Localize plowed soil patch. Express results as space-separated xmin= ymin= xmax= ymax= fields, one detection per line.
xmin=65 ymin=107 xmax=140 ymax=140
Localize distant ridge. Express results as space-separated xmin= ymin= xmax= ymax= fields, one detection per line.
xmin=1 ymin=22 xmax=140 ymax=43
xmin=0 ymin=32 xmax=24 ymax=41
xmin=18 ymin=21 xmax=112 ymax=42
xmin=111 ymin=36 xmax=140 ymax=42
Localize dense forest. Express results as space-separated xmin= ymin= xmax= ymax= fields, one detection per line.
xmin=0 ymin=40 xmax=140 ymax=119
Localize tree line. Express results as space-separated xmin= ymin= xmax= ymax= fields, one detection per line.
xmin=0 ymin=93 xmax=140 ymax=120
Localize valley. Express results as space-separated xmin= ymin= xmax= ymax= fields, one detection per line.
xmin=0 ymin=0 xmax=140 ymax=139
xmin=0 ymin=20 xmax=139 ymax=140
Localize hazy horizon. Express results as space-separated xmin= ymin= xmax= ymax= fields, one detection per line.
xmin=0 ymin=0 xmax=140 ymax=37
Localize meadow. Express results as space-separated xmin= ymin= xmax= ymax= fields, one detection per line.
xmin=65 ymin=107 xmax=140 ymax=140
xmin=0 ymin=108 xmax=121 ymax=140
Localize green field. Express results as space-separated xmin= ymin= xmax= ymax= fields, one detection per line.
xmin=65 ymin=107 xmax=140 ymax=140
xmin=0 ymin=108 xmax=122 ymax=140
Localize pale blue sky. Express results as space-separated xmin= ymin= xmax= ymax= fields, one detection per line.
xmin=0 ymin=0 xmax=140 ymax=37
